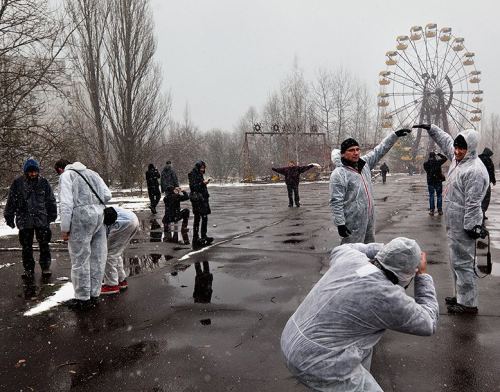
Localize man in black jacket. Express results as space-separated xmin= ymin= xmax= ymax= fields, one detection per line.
xmin=423 ymin=152 xmax=447 ymax=216
xmin=272 ymin=161 xmax=320 ymax=207
xmin=4 ymin=159 xmax=57 ymax=279
xmin=145 ymin=164 xmax=160 ymax=214
xmin=380 ymin=162 xmax=389 ymax=184
xmin=478 ymin=147 xmax=496 ymax=219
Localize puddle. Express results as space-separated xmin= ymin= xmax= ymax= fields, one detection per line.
xmin=285 ymin=232 xmax=303 ymax=237
xmin=126 ymin=254 xmax=174 ymax=277
xmin=166 ymin=261 xmax=267 ymax=304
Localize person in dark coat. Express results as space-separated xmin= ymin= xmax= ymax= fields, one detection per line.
xmin=4 ymin=159 xmax=57 ymax=279
xmin=188 ymin=160 xmax=212 ymax=248
xmin=380 ymin=162 xmax=389 ymax=184
xmin=478 ymin=147 xmax=496 ymax=219
xmin=163 ymin=187 xmax=190 ymax=232
xmin=423 ymin=152 xmax=447 ymax=216
xmin=271 ymin=161 xmax=320 ymax=207
xmin=160 ymin=160 xmax=179 ymax=194
xmin=145 ymin=164 xmax=160 ymax=214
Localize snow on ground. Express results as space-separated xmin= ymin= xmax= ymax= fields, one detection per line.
xmin=24 ymin=282 xmax=74 ymax=316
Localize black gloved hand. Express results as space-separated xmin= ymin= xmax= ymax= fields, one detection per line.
xmin=465 ymin=225 xmax=483 ymax=240
xmin=6 ymin=220 xmax=15 ymax=229
xmin=338 ymin=225 xmax=352 ymax=238
xmin=395 ymin=128 xmax=411 ymax=137
xmin=412 ymin=124 xmax=431 ymax=131
xmin=437 ymin=152 xmax=446 ymax=158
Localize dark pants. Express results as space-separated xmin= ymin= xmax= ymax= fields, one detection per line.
xmin=482 ymin=185 xmax=491 ymax=213
xmin=164 ymin=209 xmax=190 ymax=229
xmin=18 ymin=227 xmax=52 ymax=272
xmin=382 ymin=173 xmax=387 ymax=184
xmin=427 ymin=183 xmax=443 ymax=212
xmin=193 ymin=214 xmax=208 ymax=239
xmin=287 ymin=183 xmax=300 ymax=206
xmin=148 ymin=190 xmax=161 ymax=209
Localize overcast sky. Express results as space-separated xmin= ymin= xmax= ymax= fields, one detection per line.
xmin=151 ymin=0 xmax=499 ymax=131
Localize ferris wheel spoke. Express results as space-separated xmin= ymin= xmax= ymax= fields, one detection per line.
xmin=433 ymin=34 xmax=440 ymax=79
xmin=449 ymin=73 xmax=469 ymax=86
xmin=449 ymin=101 xmax=476 ymax=128
xmin=440 ymin=49 xmax=464 ymax=81
xmin=452 ymin=91 xmax=474 ymax=94
xmin=452 ymin=96 xmax=481 ymax=111
xmin=436 ymin=40 xmax=453 ymax=81
xmin=399 ymin=51 xmax=425 ymax=85
xmin=386 ymin=92 xmax=424 ymax=97
xmin=386 ymin=97 xmax=424 ymax=117
xmin=447 ymin=107 xmax=468 ymax=131
xmin=408 ymin=40 xmax=428 ymax=79
xmin=388 ymin=71 xmax=424 ymax=91
xmin=424 ymin=34 xmax=436 ymax=78
xmin=398 ymin=99 xmax=422 ymax=127
xmin=392 ymin=60 xmax=424 ymax=88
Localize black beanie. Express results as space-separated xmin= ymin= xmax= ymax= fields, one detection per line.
xmin=341 ymin=138 xmax=359 ymax=154
xmin=429 ymin=152 xmax=436 ymax=158
xmin=453 ymin=135 xmax=467 ymax=150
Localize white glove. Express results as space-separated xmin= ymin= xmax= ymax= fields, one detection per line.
xmin=310 ymin=163 xmax=321 ymax=168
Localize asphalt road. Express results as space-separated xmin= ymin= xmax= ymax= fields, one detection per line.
xmin=0 ymin=174 xmax=499 ymax=391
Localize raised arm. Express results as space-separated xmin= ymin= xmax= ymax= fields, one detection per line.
xmin=414 ymin=124 xmax=454 ymax=161
xmin=271 ymin=166 xmax=287 ymax=175
xmin=362 ymin=131 xmax=399 ymax=169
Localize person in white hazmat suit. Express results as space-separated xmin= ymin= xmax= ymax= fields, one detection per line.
xmin=281 ymin=238 xmax=439 ymax=392
xmin=101 ymin=207 xmax=140 ymax=295
xmin=413 ymin=124 xmax=489 ymax=314
xmin=329 ymin=129 xmax=411 ymax=244
xmin=55 ymin=159 xmax=112 ymax=310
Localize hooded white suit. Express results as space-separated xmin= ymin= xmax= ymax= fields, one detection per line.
xmin=427 ymin=125 xmax=489 ymax=307
xmin=59 ymin=162 xmax=111 ymax=300
xmin=281 ymin=238 xmax=438 ymax=391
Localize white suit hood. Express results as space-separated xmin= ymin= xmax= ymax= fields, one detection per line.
xmin=376 ymin=237 xmax=421 ymax=287
xmin=456 ymin=128 xmax=479 ymax=160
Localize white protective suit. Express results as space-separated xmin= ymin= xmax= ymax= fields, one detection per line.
xmin=281 ymin=238 xmax=439 ymax=392
xmin=59 ymin=162 xmax=112 ymax=300
xmin=427 ymin=125 xmax=489 ymax=307
xmin=104 ymin=207 xmax=139 ymax=286
xmin=329 ymin=132 xmax=399 ymax=244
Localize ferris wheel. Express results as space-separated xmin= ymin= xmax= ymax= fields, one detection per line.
xmin=377 ymin=23 xmax=483 ymax=158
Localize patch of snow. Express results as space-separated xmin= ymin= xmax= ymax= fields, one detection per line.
xmin=0 ymin=262 xmax=15 ymax=269
xmin=24 ymin=282 xmax=74 ymax=316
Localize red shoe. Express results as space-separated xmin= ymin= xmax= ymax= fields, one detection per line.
xmin=101 ymin=284 xmax=120 ymax=295
xmin=118 ymin=280 xmax=128 ymax=291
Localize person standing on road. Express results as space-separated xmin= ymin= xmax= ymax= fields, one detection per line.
xmin=423 ymin=152 xmax=447 ymax=216
xmin=413 ymin=124 xmax=489 ymax=314
xmin=4 ymin=158 xmax=57 ymax=280
xmin=281 ymin=238 xmax=438 ymax=392
xmin=329 ymin=129 xmax=411 ymax=244
xmin=188 ymin=160 xmax=213 ymax=249
xmin=271 ymin=161 xmax=320 ymax=207
xmin=145 ymin=164 xmax=161 ymax=214
xmin=380 ymin=162 xmax=389 ymax=184
xmin=478 ymin=147 xmax=496 ymax=220
xmin=55 ymin=159 xmax=112 ymax=310
xmin=101 ymin=207 xmax=140 ymax=295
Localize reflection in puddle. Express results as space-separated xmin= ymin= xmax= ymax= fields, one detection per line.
xmin=283 ymin=239 xmax=304 ymax=244
xmin=167 ymin=261 xmax=266 ymax=304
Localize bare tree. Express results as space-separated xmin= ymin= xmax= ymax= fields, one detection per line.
xmin=331 ymin=67 xmax=353 ymax=146
xmin=311 ymin=68 xmax=334 ymax=141
xmin=65 ymin=0 xmax=111 ymax=183
xmin=103 ymin=0 xmax=170 ymax=187
xmin=0 ymin=0 xmax=70 ymax=187
xmin=202 ymin=129 xmax=240 ymax=181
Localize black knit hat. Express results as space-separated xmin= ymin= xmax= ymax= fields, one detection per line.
xmin=453 ymin=135 xmax=467 ymax=149
xmin=341 ymin=138 xmax=359 ymax=154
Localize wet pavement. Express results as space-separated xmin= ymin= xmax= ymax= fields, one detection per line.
xmin=1 ymin=175 xmax=500 ymax=391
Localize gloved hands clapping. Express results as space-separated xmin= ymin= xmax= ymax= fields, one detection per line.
xmin=395 ymin=128 xmax=411 ymax=137
xmin=412 ymin=124 xmax=431 ymax=131
xmin=337 ymin=225 xmax=351 ymax=238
